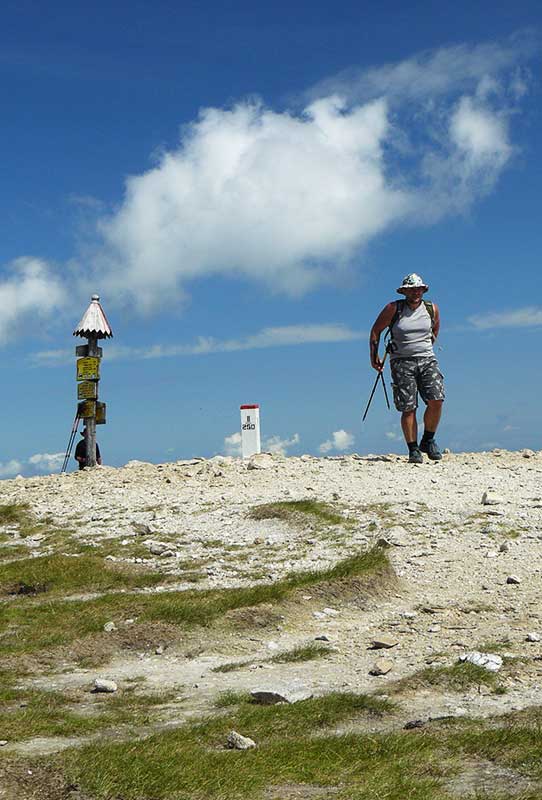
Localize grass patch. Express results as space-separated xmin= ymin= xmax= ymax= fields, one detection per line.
xmin=214 ymin=690 xmax=252 ymax=707
xmin=392 ymin=662 xmax=502 ymax=694
xmin=50 ymin=702 xmax=542 ymax=800
xmin=0 ymin=554 xmax=169 ymax=597
xmin=0 ymin=547 xmax=390 ymax=657
xmin=212 ymin=643 xmax=330 ymax=674
xmin=249 ymin=500 xmax=349 ymax=527
xmin=0 ymin=504 xmax=32 ymax=526
xmin=270 ymin=642 xmax=329 ymax=664
xmin=0 ymin=671 xmax=178 ymax=742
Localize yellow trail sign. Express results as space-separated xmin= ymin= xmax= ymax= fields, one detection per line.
xmin=77 ymin=381 xmax=97 ymax=400
xmin=77 ymin=357 xmax=100 ymax=381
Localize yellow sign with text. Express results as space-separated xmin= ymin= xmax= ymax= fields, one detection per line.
xmin=77 ymin=381 xmax=97 ymax=400
xmin=77 ymin=357 xmax=100 ymax=381
xmin=78 ymin=400 xmax=96 ymax=419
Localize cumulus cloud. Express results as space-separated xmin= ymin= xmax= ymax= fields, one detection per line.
xmin=223 ymin=431 xmax=300 ymax=457
xmin=89 ymin=39 xmax=527 ymax=312
xmin=0 ymin=258 xmax=66 ymax=344
xmin=263 ymin=433 xmax=300 ymax=455
xmin=28 ymin=452 xmax=65 ymax=472
xmin=32 ymin=322 xmax=364 ymax=366
xmin=0 ymin=36 xmax=534 ymax=344
xmin=0 ymin=451 xmax=65 ymax=479
xmin=223 ymin=432 xmax=242 ymax=457
xmin=319 ymin=430 xmax=355 ymax=454
xmin=469 ymin=307 xmax=542 ymax=329
xmin=0 ymin=460 xmax=24 ymax=479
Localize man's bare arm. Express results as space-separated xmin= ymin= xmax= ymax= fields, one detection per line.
xmin=369 ymin=303 xmax=396 ymax=371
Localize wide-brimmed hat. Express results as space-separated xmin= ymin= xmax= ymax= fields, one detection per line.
xmin=396 ymin=273 xmax=429 ymax=294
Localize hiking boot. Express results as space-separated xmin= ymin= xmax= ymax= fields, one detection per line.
xmin=408 ymin=447 xmax=423 ymax=464
xmin=420 ymin=439 xmax=442 ymax=460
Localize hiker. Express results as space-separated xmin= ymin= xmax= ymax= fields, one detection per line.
xmin=74 ymin=429 xmax=102 ymax=469
xmin=369 ymin=273 xmax=445 ymax=463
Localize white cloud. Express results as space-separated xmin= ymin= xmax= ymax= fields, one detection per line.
xmin=0 ymin=460 xmax=24 ymax=478
xmin=88 ymin=39 xmax=528 ymax=312
xmin=469 ymin=307 xmax=542 ymax=329
xmin=385 ymin=431 xmax=399 ymax=440
xmin=224 ymin=432 xmax=242 ymax=457
xmin=32 ymin=322 xmax=364 ymax=366
xmin=305 ymin=36 xmax=534 ymax=105
xmin=0 ymin=258 xmax=66 ymax=344
xmin=319 ymin=430 xmax=355 ymax=454
xmin=223 ymin=431 xmax=300 ymax=457
xmin=0 ymin=36 xmax=533 ymax=346
xmin=263 ymin=433 xmax=300 ymax=455
xmin=96 ymin=96 xmax=408 ymax=311
xmin=28 ymin=452 xmax=65 ymax=473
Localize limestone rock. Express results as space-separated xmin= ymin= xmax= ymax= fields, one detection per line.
xmin=369 ymin=658 xmax=393 ymax=676
xmin=526 ymin=632 xmax=541 ymax=642
xmin=247 ymin=453 xmax=274 ymax=470
xmin=250 ymin=686 xmax=313 ymax=705
xmin=93 ymin=679 xmax=118 ymax=693
xmin=459 ymin=652 xmax=503 ymax=672
xmin=226 ymin=730 xmax=257 ymax=750
xmin=370 ymin=635 xmax=398 ymax=650
xmin=482 ymin=491 xmax=504 ymax=505
xmin=506 ymin=575 xmax=521 ymax=585
xmin=103 ymin=621 xmax=117 ymax=633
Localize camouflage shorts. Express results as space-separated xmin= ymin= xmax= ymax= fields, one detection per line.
xmin=389 ymin=357 xmax=445 ymax=412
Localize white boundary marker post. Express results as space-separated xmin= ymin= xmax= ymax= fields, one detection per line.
xmin=240 ymin=404 xmax=261 ymax=458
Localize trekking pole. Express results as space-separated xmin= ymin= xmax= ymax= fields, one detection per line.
xmin=362 ymin=348 xmax=391 ymax=422
xmin=61 ymin=414 xmax=81 ymax=473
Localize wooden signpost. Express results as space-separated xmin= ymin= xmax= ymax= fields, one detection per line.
xmin=71 ymin=295 xmax=113 ymax=468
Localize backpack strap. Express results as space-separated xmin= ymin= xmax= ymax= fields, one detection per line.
xmin=384 ymin=299 xmax=405 ymax=353
xmin=423 ymin=300 xmax=435 ymax=330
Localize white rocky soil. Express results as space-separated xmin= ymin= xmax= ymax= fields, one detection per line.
xmin=1 ymin=448 xmax=542 ymax=756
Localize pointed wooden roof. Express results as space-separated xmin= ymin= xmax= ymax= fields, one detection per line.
xmin=73 ymin=295 xmax=113 ymax=339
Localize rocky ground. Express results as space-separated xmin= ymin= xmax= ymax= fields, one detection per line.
xmin=1 ymin=447 xmax=542 ymax=796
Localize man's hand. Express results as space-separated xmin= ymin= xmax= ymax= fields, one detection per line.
xmin=371 ymin=355 xmax=384 ymax=372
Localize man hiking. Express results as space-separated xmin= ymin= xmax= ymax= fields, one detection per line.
xmin=369 ymin=273 xmax=445 ymax=463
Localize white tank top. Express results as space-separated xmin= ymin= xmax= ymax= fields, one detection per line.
xmin=390 ymin=302 xmax=434 ymax=359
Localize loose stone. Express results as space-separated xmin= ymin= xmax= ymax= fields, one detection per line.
xmin=226 ymin=731 xmax=257 ymax=750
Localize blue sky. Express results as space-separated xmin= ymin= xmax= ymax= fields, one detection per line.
xmin=1 ymin=1 xmax=541 ymax=476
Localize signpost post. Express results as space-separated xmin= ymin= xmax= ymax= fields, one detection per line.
xmin=72 ymin=295 xmax=113 ymax=468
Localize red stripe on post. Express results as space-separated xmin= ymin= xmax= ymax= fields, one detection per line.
xmin=240 ymin=404 xmax=259 ymax=409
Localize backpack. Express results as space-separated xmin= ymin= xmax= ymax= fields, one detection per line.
xmin=385 ymin=299 xmax=435 ymax=353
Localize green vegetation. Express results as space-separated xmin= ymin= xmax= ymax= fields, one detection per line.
xmin=0 ymin=671 xmax=177 ymax=742
xmin=50 ymin=697 xmax=542 ymax=800
xmin=249 ymin=499 xmax=350 ymax=527
xmin=212 ymin=642 xmax=330 ymax=674
xmin=392 ymin=661 xmax=503 ymax=694
xmin=270 ymin=642 xmax=329 ymax=664
xmin=0 ymin=553 xmax=168 ymax=596
xmin=0 ymin=547 xmax=389 ymax=657
xmin=0 ymin=503 xmax=32 ymax=526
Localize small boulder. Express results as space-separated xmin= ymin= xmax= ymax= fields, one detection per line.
xmin=459 ymin=652 xmax=503 ymax=672
xmin=103 ymin=622 xmax=117 ymax=633
xmin=250 ymin=686 xmax=312 ymax=705
xmin=370 ymin=635 xmax=398 ymax=650
xmin=482 ymin=491 xmax=504 ymax=506
xmin=369 ymin=658 xmax=393 ymax=676
xmin=93 ymin=679 xmax=118 ymax=693
xmin=506 ymin=575 xmax=522 ymax=585
xmin=247 ymin=453 xmax=274 ymax=470
xmin=226 ymin=731 xmax=256 ymax=750
xmin=526 ymin=632 xmax=541 ymax=643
